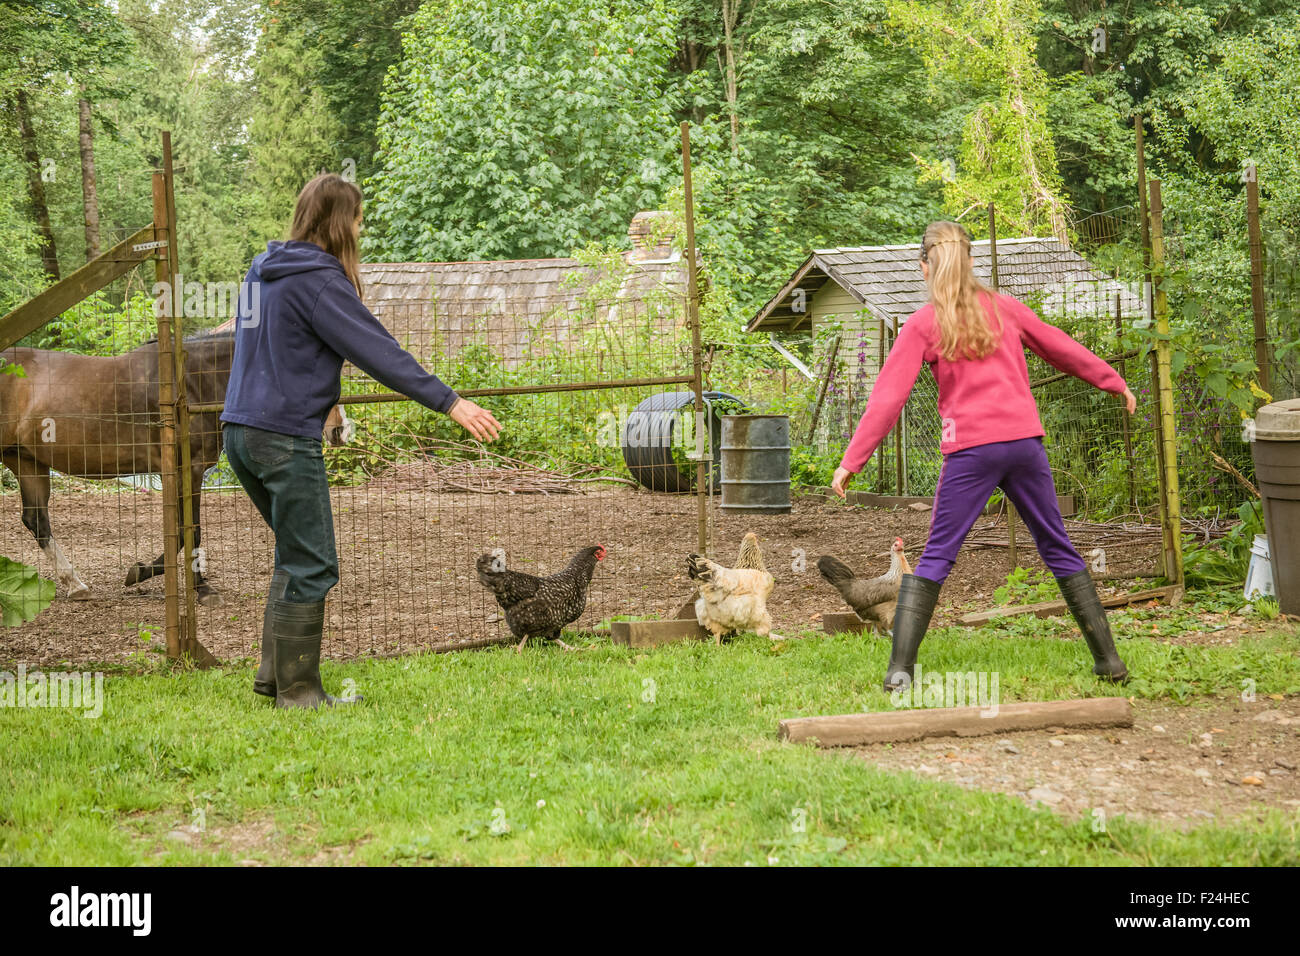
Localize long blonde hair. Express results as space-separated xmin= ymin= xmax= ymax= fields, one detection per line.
xmin=921 ymin=221 xmax=1001 ymax=360
xmin=290 ymin=173 xmax=363 ymax=294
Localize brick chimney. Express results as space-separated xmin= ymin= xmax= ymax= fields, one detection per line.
xmin=627 ymin=210 xmax=675 ymax=262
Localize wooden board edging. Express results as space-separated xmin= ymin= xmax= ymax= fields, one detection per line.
xmin=960 ymin=585 xmax=1180 ymax=625
xmin=779 ymin=697 xmax=1133 ymax=747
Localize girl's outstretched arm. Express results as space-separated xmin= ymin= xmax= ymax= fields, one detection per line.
xmin=833 ymin=318 xmax=927 ymax=496
xmin=1015 ymin=298 xmax=1127 ymax=394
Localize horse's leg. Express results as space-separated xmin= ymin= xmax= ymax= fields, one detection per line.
xmin=125 ymin=463 xmax=216 ymax=604
xmin=189 ymin=462 xmax=218 ymax=605
xmin=1 ymin=451 xmax=90 ymax=599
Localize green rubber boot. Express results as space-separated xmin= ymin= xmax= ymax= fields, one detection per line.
xmin=272 ymin=600 xmax=362 ymax=710
xmin=253 ymin=569 xmax=288 ymax=698
xmin=883 ymin=574 xmax=942 ymax=693
xmin=1057 ymin=570 xmax=1129 ymax=683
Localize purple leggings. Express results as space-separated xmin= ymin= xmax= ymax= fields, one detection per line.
xmin=914 ymin=437 xmax=1086 ymax=584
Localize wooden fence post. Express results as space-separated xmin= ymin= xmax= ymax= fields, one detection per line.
xmin=151 ymin=171 xmax=183 ymax=661
xmin=1147 ymin=179 xmax=1185 ymax=587
xmin=1136 ymin=115 xmax=1170 ymax=579
xmin=1246 ymin=173 xmax=1271 ymax=397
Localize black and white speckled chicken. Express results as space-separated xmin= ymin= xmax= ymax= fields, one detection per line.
xmin=476 ymin=545 xmax=606 ymax=652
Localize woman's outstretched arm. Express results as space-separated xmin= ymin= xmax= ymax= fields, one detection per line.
xmin=310 ymin=274 xmax=501 ymax=441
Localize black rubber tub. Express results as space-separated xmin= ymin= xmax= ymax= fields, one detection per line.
xmin=621 ymin=391 xmax=747 ymax=493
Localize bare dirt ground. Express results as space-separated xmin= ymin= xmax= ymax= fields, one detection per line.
xmin=850 ymin=696 xmax=1300 ymax=828
xmin=0 ymin=475 xmax=1165 ymax=668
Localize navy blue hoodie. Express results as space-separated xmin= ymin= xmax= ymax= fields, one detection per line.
xmin=221 ymin=240 xmax=458 ymax=439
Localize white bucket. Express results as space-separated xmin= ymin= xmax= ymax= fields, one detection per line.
xmin=1244 ymin=534 xmax=1275 ymax=600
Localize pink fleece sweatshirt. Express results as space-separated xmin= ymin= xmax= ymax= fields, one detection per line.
xmin=839 ymin=291 xmax=1127 ymax=472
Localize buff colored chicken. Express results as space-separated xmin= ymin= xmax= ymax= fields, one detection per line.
xmin=686 ymin=532 xmax=779 ymax=643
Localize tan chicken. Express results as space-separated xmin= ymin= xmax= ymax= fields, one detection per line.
xmin=686 ymin=532 xmax=777 ymax=643
xmin=817 ymin=538 xmax=911 ymax=633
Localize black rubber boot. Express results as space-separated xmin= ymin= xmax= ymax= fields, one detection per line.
xmin=1057 ymin=570 xmax=1129 ymax=683
xmin=272 ymin=600 xmax=362 ymax=710
xmin=883 ymin=573 xmax=942 ymax=693
xmin=253 ymin=569 xmax=288 ymax=698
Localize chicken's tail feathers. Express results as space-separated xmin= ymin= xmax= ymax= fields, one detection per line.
xmin=816 ymin=554 xmax=856 ymax=585
xmin=686 ymin=553 xmax=715 ymax=583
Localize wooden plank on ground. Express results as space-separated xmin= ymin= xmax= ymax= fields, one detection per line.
xmin=779 ymin=697 xmax=1132 ymax=747
xmin=960 ymin=586 xmax=1178 ymax=626
xmin=611 ymin=619 xmax=709 ymax=649
xmin=805 ymin=488 xmax=1073 ymax=515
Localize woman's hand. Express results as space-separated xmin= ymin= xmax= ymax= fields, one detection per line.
xmin=449 ymin=398 xmax=502 ymax=442
xmin=1121 ymin=387 xmax=1136 ymax=415
xmin=831 ymin=466 xmax=853 ymax=499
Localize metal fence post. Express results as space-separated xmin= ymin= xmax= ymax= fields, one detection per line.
xmin=681 ymin=122 xmax=707 ymax=555
xmin=989 ymin=203 xmax=1019 ymax=566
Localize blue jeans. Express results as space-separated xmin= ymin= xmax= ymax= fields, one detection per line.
xmin=222 ymin=423 xmax=339 ymax=603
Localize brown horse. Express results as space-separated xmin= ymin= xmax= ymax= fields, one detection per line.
xmin=0 ymin=330 xmax=350 ymax=603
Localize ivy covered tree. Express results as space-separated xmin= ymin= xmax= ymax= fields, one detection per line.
xmin=364 ymin=0 xmax=682 ymax=262
xmin=887 ymin=0 xmax=1069 ymax=239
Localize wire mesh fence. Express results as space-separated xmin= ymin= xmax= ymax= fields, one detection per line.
xmin=188 ymin=290 xmax=708 ymax=662
xmin=0 ymin=261 xmax=186 ymax=666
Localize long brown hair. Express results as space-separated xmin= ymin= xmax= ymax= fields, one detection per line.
xmin=290 ymin=173 xmax=363 ymax=294
xmin=921 ymin=221 xmax=1001 ymax=360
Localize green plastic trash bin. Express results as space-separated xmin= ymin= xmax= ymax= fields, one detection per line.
xmin=1251 ymin=398 xmax=1300 ymax=613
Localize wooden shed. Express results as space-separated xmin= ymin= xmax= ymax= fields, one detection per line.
xmin=746 ymin=237 xmax=1144 ymax=382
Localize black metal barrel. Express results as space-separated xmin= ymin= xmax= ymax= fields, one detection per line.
xmin=719 ymin=414 xmax=792 ymax=515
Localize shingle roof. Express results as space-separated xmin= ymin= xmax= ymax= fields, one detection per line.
xmin=746 ymin=238 xmax=1143 ymax=333
xmin=216 ymin=251 xmax=689 ymax=369
xmin=361 ymin=253 xmax=688 ymax=368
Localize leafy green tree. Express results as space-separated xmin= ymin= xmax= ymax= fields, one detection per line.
xmin=365 ymin=0 xmax=682 ymax=262
xmin=1034 ymin=0 xmax=1296 ymax=216
xmin=247 ymin=17 xmax=343 ymax=243
xmin=887 ymin=0 xmax=1069 ymax=239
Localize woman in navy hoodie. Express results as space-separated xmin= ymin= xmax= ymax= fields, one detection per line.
xmin=222 ymin=173 xmax=501 ymax=709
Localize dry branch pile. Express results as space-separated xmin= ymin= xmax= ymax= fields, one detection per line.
xmin=360 ymin=438 xmax=636 ymax=496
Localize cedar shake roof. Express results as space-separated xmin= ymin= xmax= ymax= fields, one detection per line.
xmin=746 ymin=238 xmax=1143 ymax=333
xmin=359 ymin=251 xmax=688 ymax=369
xmin=216 ymin=213 xmax=690 ymax=370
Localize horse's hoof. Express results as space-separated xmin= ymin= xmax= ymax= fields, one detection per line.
xmin=197 ymin=589 xmax=222 ymax=608
xmin=124 ymin=565 xmax=145 ymax=587
xmin=68 ymin=587 xmax=93 ymax=601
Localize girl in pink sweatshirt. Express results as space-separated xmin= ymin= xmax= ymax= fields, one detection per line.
xmin=831 ymin=221 xmax=1134 ymax=692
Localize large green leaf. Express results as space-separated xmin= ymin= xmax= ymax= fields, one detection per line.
xmin=0 ymin=556 xmax=56 ymax=627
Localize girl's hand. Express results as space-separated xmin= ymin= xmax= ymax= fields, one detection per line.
xmin=1121 ymin=387 xmax=1136 ymax=415
xmin=831 ymin=466 xmax=852 ymax=499
xmin=449 ymin=398 xmax=502 ymax=442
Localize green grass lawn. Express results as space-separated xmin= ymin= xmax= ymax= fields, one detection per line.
xmin=3 ymin=591 xmax=1298 ymax=866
